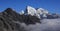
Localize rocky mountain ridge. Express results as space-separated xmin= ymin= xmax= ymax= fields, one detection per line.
xmin=0 ymin=8 xmax=41 ymax=31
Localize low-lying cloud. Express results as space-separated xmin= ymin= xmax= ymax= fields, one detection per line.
xmin=19 ymin=18 xmax=60 ymax=31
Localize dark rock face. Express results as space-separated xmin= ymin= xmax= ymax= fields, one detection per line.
xmin=0 ymin=8 xmax=41 ymax=31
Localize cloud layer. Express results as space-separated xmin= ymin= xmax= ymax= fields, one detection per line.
xmin=20 ymin=18 xmax=60 ymax=31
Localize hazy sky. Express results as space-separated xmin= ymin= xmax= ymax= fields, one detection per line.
xmin=0 ymin=0 xmax=60 ymax=14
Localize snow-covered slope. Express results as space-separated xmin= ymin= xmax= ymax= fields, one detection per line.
xmin=37 ymin=8 xmax=48 ymax=15
xmin=23 ymin=6 xmax=49 ymax=19
xmin=36 ymin=8 xmax=49 ymax=18
xmin=26 ymin=6 xmax=36 ymax=16
xmin=20 ymin=6 xmax=60 ymax=19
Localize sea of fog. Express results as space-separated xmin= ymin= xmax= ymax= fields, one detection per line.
xmin=14 ymin=18 xmax=60 ymax=31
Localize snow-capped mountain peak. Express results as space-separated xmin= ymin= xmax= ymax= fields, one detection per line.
xmin=21 ymin=6 xmax=49 ymax=19
xmin=37 ymin=8 xmax=49 ymax=14
xmin=20 ymin=6 xmax=60 ymax=19
xmin=26 ymin=6 xmax=36 ymax=16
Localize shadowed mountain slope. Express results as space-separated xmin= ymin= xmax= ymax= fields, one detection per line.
xmin=0 ymin=8 xmax=41 ymax=31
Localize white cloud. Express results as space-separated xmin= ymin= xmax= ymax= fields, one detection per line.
xmin=14 ymin=18 xmax=60 ymax=31
xmin=21 ymin=18 xmax=60 ymax=31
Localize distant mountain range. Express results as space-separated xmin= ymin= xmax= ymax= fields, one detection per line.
xmin=0 ymin=6 xmax=60 ymax=31
xmin=20 ymin=6 xmax=60 ymax=19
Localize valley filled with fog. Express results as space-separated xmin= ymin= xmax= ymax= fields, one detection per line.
xmin=19 ymin=18 xmax=60 ymax=31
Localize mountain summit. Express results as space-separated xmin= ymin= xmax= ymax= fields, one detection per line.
xmin=20 ymin=6 xmax=60 ymax=19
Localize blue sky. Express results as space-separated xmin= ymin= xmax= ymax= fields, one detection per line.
xmin=0 ymin=0 xmax=60 ymax=14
